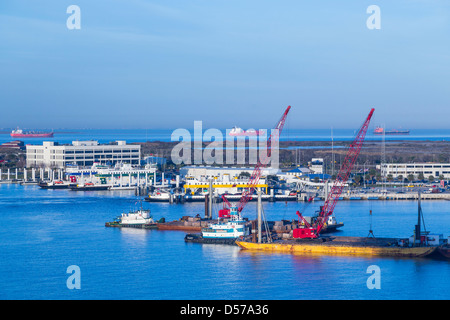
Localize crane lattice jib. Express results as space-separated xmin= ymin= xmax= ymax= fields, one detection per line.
xmin=235 ymin=105 xmax=291 ymax=213
xmin=315 ymin=108 xmax=375 ymax=234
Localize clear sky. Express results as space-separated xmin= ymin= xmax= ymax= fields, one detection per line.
xmin=0 ymin=0 xmax=449 ymax=130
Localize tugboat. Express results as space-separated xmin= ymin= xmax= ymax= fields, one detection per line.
xmin=105 ymin=202 xmax=157 ymax=229
xmin=184 ymin=206 xmax=251 ymax=245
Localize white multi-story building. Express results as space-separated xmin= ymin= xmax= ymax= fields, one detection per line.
xmin=26 ymin=140 xmax=141 ymax=168
xmin=309 ymin=158 xmax=324 ymax=174
xmin=379 ymin=163 xmax=450 ymax=180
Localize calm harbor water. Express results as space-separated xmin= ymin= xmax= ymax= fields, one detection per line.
xmin=0 ymin=184 xmax=449 ymax=300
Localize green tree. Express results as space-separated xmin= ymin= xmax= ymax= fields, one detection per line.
xmin=428 ymin=175 xmax=435 ymax=183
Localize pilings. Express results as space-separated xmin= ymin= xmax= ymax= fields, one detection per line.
xmin=0 ymin=167 xmax=59 ymax=183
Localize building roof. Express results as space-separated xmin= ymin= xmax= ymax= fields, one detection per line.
xmin=285 ymin=167 xmax=310 ymax=174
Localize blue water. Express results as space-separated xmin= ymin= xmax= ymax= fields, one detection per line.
xmin=0 ymin=184 xmax=449 ymax=300
xmin=2 ymin=128 xmax=450 ymax=145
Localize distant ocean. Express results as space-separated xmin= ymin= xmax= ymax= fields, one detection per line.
xmin=1 ymin=128 xmax=450 ymax=145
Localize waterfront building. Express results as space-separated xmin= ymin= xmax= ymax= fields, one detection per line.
xmin=179 ymin=165 xmax=280 ymax=180
xmin=183 ymin=175 xmax=269 ymax=196
xmin=0 ymin=140 xmax=25 ymax=150
xmin=379 ymin=163 xmax=450 ymax=180
xmin=142 ymin=155 xmax=167 ymax=166
xmin=26 ymin=140 xmax=141 ymax=168
xmin=179 ymin=165 xmax=278 ymax=196
xmin=309 ymin=158 xmax=324 ymax=174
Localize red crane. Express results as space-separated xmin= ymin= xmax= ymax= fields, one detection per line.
xmin=219 ymin=106 xmax=291 ymax=217
xmin=293 ymin=108 xmax=375 ymax=239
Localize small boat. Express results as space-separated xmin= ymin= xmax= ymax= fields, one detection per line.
xmin=106 ymin=202 xmax=157 ymax=229
xmin=145 ymin=190 xmax=171 ymax=202
xmin=38 ymin=180 xmax=74 ymax=189
xmin=69 ymin=183 xmax=110 ymax=191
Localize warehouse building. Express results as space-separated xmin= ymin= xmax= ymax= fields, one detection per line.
xmin=379 ymin=163 xmax=450 ymax=179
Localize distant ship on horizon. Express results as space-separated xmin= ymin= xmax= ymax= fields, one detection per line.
xmin=10 ymin=128 xmax=54 ymax=138
xmin=229 ymin=126 xmax=265 ymax=136
xmin=373 ymin=126 xmax=410 ymax=135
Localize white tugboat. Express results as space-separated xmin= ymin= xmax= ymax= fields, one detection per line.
xmin=202 ymin=206 xmax=250 ymax=239
xmin=185 ymin=206 xmax=251 ymax=245
xmin=105 ymin=202 xmax=157 ymax=229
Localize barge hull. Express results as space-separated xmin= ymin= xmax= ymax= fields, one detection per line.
xmin=105 ymin=222 xmax=157 ymax=229
xmin=236 ymin=238 xmax=437 ymax=258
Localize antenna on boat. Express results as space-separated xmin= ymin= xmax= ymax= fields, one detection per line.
xmin=367 ymin=208 xmax=375 ymax=238
xmin=414 ymin=190 xmax=427 ymax=246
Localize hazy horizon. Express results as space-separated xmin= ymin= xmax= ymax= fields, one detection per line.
xmin=1 ymin=1 xmax=449 ymax=130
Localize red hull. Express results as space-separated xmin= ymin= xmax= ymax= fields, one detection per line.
xmin=11 ymin=133 xmax=53 ymax=138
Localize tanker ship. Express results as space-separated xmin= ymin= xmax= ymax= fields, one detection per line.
xmin=373 ymin=126 xmax=409 ymax=135
xmin=10 ymin=128 xmax=54 ymax=138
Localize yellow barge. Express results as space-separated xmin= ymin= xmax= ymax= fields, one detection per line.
xmin=236 ymin=236 xmax=438 ymax=258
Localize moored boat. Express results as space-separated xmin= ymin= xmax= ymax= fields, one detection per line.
xmin=236 ymin=236 xmax=438 ymax=258
xmin=237 ymin=191 xmax=443 ymax=259
xmin=38 ymin=180 xmax=74 ymax=189
xmin=69 ymin=183 xmax=110 ymax=191
xmin=184 ymin=206 xmax=251 ymax=245
xmin=105 ymin=204 xmax=157 ymax=229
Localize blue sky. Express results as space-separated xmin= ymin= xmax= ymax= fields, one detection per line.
xmin=0 ymin=0 xmax=449 ymax=130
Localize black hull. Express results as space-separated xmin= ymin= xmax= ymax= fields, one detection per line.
xmin=70 ymin=186 xmax=110 ymax=191
xmin=105 ymin=222 xmax=157 ymax=229
xmin=184 ymin=233 xmax=238 ymax=246
xmin=39 ymin=184 xmax=75 ymax=189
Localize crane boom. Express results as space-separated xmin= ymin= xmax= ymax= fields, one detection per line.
xmin=223 ymin=106 xmax=291 ymax=215
xmin=293 ymin=108 xmax=375 ymax=239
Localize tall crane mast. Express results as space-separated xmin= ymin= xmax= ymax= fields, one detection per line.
xmin=293 ymin=108 xmax=375 ymax=239
xmin=221 ymin=106 xmax=291 ymax=217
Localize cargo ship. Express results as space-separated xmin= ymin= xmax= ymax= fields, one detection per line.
xmin=10 ymin=128 xmax=54 ymax=138
xmin=229 ymin=126 xmax=265 ymax=136
xmin=373 ymin=126 xmax=409 ymax=135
